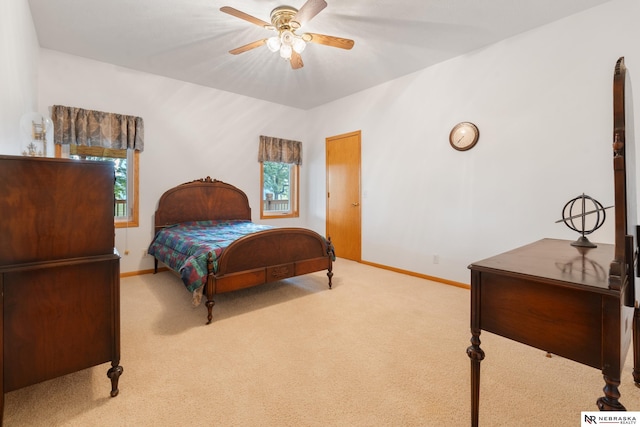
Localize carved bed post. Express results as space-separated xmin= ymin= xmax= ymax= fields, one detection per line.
xmin=205 ymin=252 xmax=215 ymax=324
xmin=326 ymin=236 xmax=335 ymax=289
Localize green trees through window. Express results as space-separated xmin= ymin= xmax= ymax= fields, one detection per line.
xmin=262 ymin=161 xmax=290 ymax=201
xmin=261 ymin=161 xmax=299 ymax=218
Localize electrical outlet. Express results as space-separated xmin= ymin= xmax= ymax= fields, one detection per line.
xmin=142 ymin=249 xmax=147 ymax=257
xmin=433 ymin=255 xmax=439 ymax=264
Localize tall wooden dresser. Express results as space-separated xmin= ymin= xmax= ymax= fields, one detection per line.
xmin=0 ymin=155 xmax=122 ymax=422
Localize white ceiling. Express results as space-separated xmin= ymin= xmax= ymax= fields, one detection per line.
xmin=27 ymin=0 xmax=612 ymax=110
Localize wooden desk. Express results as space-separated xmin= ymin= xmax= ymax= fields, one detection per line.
xmin=467 ymin=238 xmax=637 ymax=426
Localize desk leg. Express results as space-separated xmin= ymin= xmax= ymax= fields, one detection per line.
xmin=467 ymin=332 xmax=485 ymax=427
xmin=597 ymin=375 xmax=625 ymax=411
xmin=1 ymin=279 xmax=4 ymax=426
xmin=468 ymin=270 xmax=484 ymax=427
xmin=634 ymin=307 xmax=640 ymax=387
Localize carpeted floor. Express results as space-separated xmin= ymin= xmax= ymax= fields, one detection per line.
xmin=3 ymin=259 xmax=639 ymax=426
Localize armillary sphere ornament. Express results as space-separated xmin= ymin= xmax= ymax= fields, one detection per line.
xmin=555 ymin=193 xmax=612 ymax=248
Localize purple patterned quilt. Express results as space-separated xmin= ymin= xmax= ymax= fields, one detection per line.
xmin=147 ymin=220 xmax=272 ymax=293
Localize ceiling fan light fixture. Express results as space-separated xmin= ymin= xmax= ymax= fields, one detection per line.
xmin=280 ymin=30 xmax=295 ymax=46
xmin=221 ymin=1 xmax=354 ymax=69
xmin=292 ymin=37 xmax=306 ymax=54
xmin=279 ymin=44 xmax=292 ymax=60
xmin=266 ymin=36 xmax=281 ymax=52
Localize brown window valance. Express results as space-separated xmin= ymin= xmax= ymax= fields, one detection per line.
xmin=258 ymin=135 xmax=302 ymax=165
xmin=51 ymin=105 xmax=144 ymax=152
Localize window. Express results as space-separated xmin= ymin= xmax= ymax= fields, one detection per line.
xmin=56 ymin=144 xmax=139 ymax=228
xmin=50 ymin=104 xmax=143 ymax=229
xmin=258 ymin=135 xmax=302 ymax=219
xmin=261 ymin=161 xmax=299 ymax=218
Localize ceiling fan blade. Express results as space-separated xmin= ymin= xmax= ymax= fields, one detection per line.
xmin=305 ymin=33 xmax=355 ymax=50
xmin=229 ymin=39 xmax=267 ymax=55
xmin=292 ymin=0 xmax=327 ymax=27
xmin=220 ymin=6 xmax=272 ymax=28
xmin=290 ymin=51 xmax=304 ymax=69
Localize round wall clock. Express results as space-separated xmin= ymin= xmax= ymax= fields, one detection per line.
xmin=449 ymin=122 xmax=479 ymax=151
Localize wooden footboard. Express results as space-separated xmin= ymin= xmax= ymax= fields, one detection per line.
xmin=203 ymin=228 xmax=334 ymax=324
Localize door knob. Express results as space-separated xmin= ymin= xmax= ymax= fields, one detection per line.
xmin=352 ymin=202 xmax=360 ymax=207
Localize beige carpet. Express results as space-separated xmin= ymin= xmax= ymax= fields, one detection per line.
xmin=4 ymin=259 xmax=639 ymax=426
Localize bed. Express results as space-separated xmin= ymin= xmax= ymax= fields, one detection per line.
xmin=148 ymin=176 xmax=335 ymax=324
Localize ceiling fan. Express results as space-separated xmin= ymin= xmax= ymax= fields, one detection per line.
xmin=220 ymin=0 xmax=355 ymax=69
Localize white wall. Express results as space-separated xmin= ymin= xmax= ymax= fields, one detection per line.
xmin=14 ymin=0 xmax=640 ymax=284
xmin=0 ymin=0 xmax=39 ymax=153
xmin=38 ymin=50 xmax=309 ymax=273
xmin=306 ymin=0 xmax=640 ymax=283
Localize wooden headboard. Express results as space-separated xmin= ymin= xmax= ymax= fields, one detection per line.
xmin=154 ymin=177 xmax=252 ymax=232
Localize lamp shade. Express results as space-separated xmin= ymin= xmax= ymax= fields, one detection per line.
xmin=267 ymin=36 xmax=281 ymax=52
xmin=279 ymin=44 xmax=292 ymax=59
xmin=293 ymin=37 xmax=306 ymax=53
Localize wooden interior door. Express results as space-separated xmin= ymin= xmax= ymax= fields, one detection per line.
xmin=326 ymin=131 xmax=361 ymax=261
